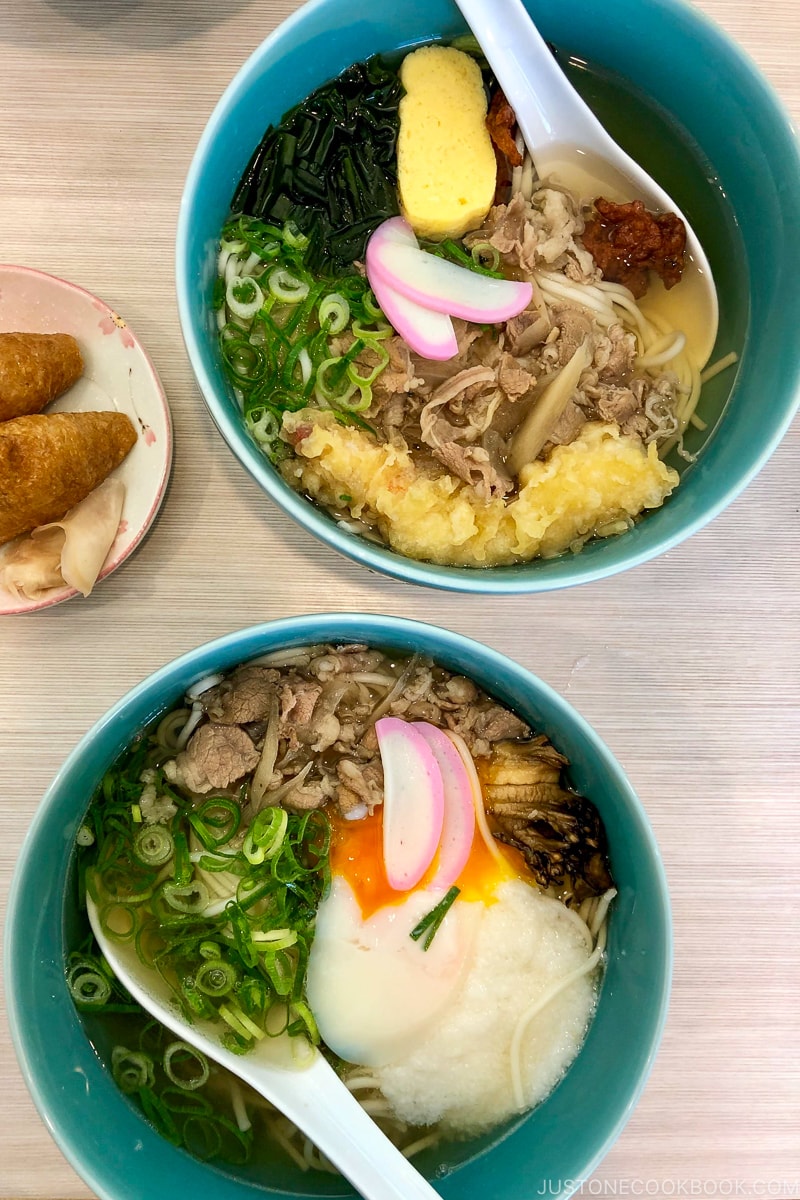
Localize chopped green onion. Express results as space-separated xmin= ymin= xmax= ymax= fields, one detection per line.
xmin=67 ymin=959 xmax=112 ymax=1007
xmin=163 ymin=1041 xmax=210 ymax=1091
xmin=362 ymin=289 xmax=383 ymax=321
xmin=314 ymin=355 xmax=357 ymax=405
xmin=252 ymin=928 xmax=298 ymax=952
xmin=139 ymin=1086 xmax=182 ymax=1144
xmin=282 ymin=220 xmax=310 ymax=250
xmin=346 ymin=341 xmax=390 ymax=387
xmin=219 ymin=1002 xmax=265 ymax=1042
xmin=76 ymin=824 xmax=95 ymax=847
xmin=112 ymin=1046 xmax=156 ymax=1094
xmin=93 ymin=867 xmax=155 ymax=906
xmin=99 ymin=901 xmax=138 ymax=944
xmin=226 ymin=275 xmax=264 ymax=321
xmin=159 ymin=1086 xmax=213 ymax=1116
xmin=189 ymin=798 xmax=241 ymax=851
xmin=194 ymin=959 xmax=237 ymax=998
xmin=318 ymin=292 xmax=350 ymax=334
xmin=182 ymin=1116 xmax=223 ymax=1161
xmin=246 ymin=407 xmax=281 ymax=450
xmin=198 ymin=940 xmax=223 ymax=960
xmin=351 ymin=318 xmax=391 ymax=340
xmin=242 ymin=805 xmax=288 ymax=865
xmin=260 ymin=949 xmax=295 ymax=997
xmin=221 ymin=337 xmax=269 ymax=383
xmin=289 ymin=999 xmax=320 ymax=1045
xmin=161 ymin=880 xmax=210 ymax=914
xmin=172 ymin=831 xmax=192 ymax=886
xmin=471 ymin=241 xmax=501 ymax=272
xmin=134 ymin=825 xmax=174 ymax=867
xmin=410 ymin=886 xmax=461 ymax=950
xmin=335 ymin=383 xmax=372 ymax=413
xmin=131 ymin=804 xmax=143 ymax=824
xmin=268 ymin=268 xmax=309 ymax=304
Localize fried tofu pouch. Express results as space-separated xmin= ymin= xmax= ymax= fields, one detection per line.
xmin=0 ymin=411 xmax=136 ymax=546
xmin=0 ymin=332 xmax=84 ymax=421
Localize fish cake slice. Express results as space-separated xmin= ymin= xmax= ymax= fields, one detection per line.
xmin=0 ymin=410 xmax=136 ymax=546
xmin=0 ymin=332 xmax=84 ymax=421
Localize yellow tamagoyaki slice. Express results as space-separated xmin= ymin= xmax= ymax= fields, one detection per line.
xmin=397 ymin=45 xmax=497 ymax=240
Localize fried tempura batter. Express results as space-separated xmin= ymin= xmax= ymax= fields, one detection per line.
xmin=0 ymin=332 xmax=84 ymax=421
xmin=0 ymin=410 xmax=136 ymax=545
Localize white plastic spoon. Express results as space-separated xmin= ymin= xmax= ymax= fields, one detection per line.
xmin=87 ymin=897 xmax=442 ymax=1200
xmin=453 ymin=0 xmax=719 ymax=367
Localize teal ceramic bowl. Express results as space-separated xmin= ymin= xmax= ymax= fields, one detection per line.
xmin=6 ymin=614 xmax=671 ymax=1200
xmin=176 ymin=0 xmax=800 ymax=593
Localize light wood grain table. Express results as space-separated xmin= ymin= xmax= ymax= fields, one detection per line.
xmin=1 ymin=1 xmax=798 ymax=1196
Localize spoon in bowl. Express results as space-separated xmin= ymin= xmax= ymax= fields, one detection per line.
xmin=453 ymin=0 xmax=719 ymax=368
xmin=87 ymin=897 xmax=442 ymax=1200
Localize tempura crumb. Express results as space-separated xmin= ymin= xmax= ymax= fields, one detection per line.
xmin=280 ymin=411 xmax=678 ymax=568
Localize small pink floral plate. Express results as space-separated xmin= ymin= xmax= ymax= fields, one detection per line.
xmin=0 ymin=264 xmax=173 ymax=615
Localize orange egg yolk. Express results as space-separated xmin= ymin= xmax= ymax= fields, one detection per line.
xmin=329 ymin=805 xmax=530 ymax=919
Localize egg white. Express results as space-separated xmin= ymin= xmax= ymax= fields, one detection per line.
xmin=306 ymin=877 xmax=480 ymax=1067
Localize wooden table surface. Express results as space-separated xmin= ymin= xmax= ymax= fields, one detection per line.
xmin=1 ymin=1 xmax=798 ymax=1196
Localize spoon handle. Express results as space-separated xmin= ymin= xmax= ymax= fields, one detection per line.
xmin=244 ymin=1054 xmax=444 ymax=1200
xmin=453 ymin=0 xmax=609 ymax=154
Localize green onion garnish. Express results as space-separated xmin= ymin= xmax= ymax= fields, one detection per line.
xmin=163 ymin=1041 xmax=210 ymax=1091
xmin=133 ymin=824 xmax=174 ymax=867
xmin=409 ymin=886 xmax=461 ymax=951
xmin=111 ymin=1045 xmax=156 ymax=1094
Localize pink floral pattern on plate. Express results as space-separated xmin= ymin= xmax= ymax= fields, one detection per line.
xmin=92 ymin=298 xmax=135 ymax=348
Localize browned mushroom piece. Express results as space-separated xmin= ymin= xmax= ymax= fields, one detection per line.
xmin=479 ymin=736 xmax=613 ymax=902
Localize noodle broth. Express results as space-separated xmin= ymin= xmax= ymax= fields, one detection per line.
xmin=558 ymin=50 xmax=747 ymax=467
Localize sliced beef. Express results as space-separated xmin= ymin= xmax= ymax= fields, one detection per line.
xmin=282 ymin=772 xmax=337 ymax=812
xmin=336 ymin=758 xmax=384 ymax=816
xmin=279 ymin=680 xmax=322 ymax=730
xmin=548 ymin=399 xmax=588 ymax=446
xmin=553 ymin=308 xmax=595 ymax=366
xmin=505 ymin=311 xmax=550 ymax=356
xmin=473 ymin=705 xmax=531 ymax=742
xmin=202 ymin=665 xmax=279 ymax=725
xmin=427 ymin=433 xmax=513 ymax=501
xmin=497 ymin=352 xmax=535 ymax=399
xmin=175 ymin=724 xmax=260 ymax=794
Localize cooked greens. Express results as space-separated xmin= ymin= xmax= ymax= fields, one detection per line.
xmin=233 ymin=57 xmax=402 ymax=274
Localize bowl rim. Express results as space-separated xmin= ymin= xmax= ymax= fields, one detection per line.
xmin=175 ymin=0 xmax=800 ymax=594
xmin=4 ymin=613 xmax=672 ymax=1200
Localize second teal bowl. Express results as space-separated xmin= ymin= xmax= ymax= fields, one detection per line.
xmin=6 ymin=614 xmax=671 ymax=1200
